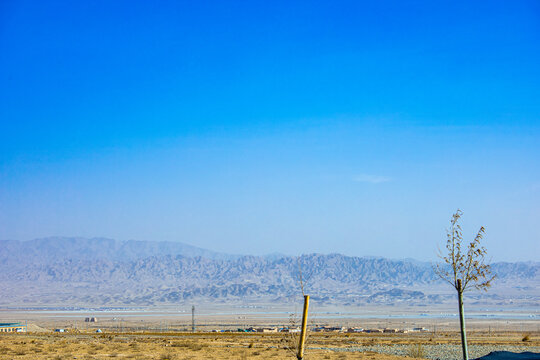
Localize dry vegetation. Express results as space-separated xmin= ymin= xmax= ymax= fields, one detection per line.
xmin=0 ymin=331 xmax=538 ymax=360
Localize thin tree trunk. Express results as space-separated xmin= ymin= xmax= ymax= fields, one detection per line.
xmin=457 ymin=279 xmax=468 ymax=360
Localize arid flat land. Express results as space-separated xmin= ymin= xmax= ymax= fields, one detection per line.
xmin=2 ymin=303 xmax=539 ymax=333
xmin=1 ymin=331 xmax=539 ymax=360
xmin=2 ymin=306 xmax=539 ymax=359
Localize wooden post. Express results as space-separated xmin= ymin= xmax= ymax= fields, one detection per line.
xmin=457 ymin=279 xmax=468 ymax=360
xmin=297 ymin=295 xmax=310 ymax=360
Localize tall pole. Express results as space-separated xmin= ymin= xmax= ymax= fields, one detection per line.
xmin=457 ymin=279 xmax=468 ymax=360
xmin=297 ymin=295 xmax=310 ymax=360
xmin=192 ymin=305 xmax=195 ymax=333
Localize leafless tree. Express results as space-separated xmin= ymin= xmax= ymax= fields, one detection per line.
xmin=434 ymin=210 xmax=496 ymax=360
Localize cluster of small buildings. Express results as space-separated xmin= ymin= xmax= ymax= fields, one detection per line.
xmin=0 ymin=322 xmax=27 ymax=333
xmin=314 ymin=326 xmax=429 ymax=333
xmin=213 ymin=327 xmax=301 ymax=333
xmin=211 ymin=325 xmax=428 ymax=334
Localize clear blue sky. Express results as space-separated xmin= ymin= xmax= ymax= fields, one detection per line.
xmin=1 ymin=0 xmax=539 ymax=261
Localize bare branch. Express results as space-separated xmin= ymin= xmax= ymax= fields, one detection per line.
xmin=435 ymin=210 xmax=494 ymax=293
xmin=297 ymin=257 xmax=305 ymax=297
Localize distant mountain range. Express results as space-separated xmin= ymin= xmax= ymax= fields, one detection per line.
xmin=0 ymin=237 xmax=238 ymax=264
xmin=0 ymin=237 xmax=538 ymax=307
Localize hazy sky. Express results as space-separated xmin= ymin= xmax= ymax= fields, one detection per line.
xmin=1 ymin=1 xmax=539 ymax=261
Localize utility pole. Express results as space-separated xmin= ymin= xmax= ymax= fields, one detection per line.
xmin=192 ymin=305 xmax=195 ymax=333
xmin=297 ymin=295 xmax=310 ymax=360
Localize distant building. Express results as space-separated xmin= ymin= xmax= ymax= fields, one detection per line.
xmin=0 ymin=322 xmax=27 ymax=333
xmin=279 ymin=327 xmax=300 ymax=333
xmin=85 ymin=317 xmax=98 ymax=322
xmin=255 ymin=327 xmax=278 ymax=333
xmin=313 ymin=326 xmax=344 ymax=332
xmin=364 ymin=329 xmax=383 ymax=333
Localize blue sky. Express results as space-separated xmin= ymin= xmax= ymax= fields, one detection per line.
xmin=1 ymin=0 xmax=539 ymax=261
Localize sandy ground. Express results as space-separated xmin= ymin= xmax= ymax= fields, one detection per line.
xmin=1 ymin=306 xmax=538 ymax=359
xmin=0 ymin=331 xmax=538 ymax=360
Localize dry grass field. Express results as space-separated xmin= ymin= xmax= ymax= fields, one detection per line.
xmin=0 ymin=331 xmax=538 ymax=360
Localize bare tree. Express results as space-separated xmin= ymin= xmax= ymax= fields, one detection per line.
xmin=434 ymin=210 xmax=496 ymax=360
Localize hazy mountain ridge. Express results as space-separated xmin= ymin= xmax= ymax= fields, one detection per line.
xmin=1 ymin=254 xmax=438 ymax=285
xmin=0 ymin=238 xmax=538 ymax=306
xmin=0 ymin=237 xmax=238 ymax=266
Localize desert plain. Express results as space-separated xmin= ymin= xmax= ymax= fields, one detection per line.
xmin=1 ymin=308 xmax=539 ymax=360
xmin=1 ymin=329 xmax=539 ymax=360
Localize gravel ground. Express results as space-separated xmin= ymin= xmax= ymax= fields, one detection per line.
xmin=309 ymin=344 xmax=540 ymax=360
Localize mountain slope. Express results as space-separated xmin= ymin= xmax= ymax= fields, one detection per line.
xmin=0 ymin=237 xmax=237 ymax=266
xmin=0 ymin=238 xmax=538 ymax=307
